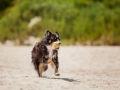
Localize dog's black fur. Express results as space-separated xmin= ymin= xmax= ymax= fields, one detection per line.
xmin=31 ymin=30 xmax=60 ymax=77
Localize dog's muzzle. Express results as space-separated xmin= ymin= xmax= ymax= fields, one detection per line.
xmin=52 ymin=42 xmax=61 ymax=49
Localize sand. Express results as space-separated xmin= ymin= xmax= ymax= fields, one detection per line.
xmin=0 ymin=46 xmax=120 ymax=90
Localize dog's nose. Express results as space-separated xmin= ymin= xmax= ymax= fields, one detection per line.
xmin=58 ymin=42 xmax=61 ymax=45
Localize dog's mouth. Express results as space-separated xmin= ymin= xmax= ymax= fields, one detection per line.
xmin=52 ymin=42 xmax=60 ymax=50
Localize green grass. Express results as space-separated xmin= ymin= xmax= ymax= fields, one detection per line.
xmin=0 ymin=0 xmax=120 ymax=45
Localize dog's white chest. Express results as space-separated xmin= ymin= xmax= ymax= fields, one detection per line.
xmin=46 ymin=45 xmax=53 ymax=60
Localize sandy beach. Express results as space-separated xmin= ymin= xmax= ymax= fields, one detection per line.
xmin=0 ymin=46 xmax=120 ymax=90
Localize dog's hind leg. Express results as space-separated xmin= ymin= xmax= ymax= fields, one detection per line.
xmin=38 ymin=63 xmax=48 ymax=77
xmin=38 ymin=63 xmax=44 ymax=77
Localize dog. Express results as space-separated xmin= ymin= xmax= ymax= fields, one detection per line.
xmin=31 ymin=30 xmax=61 ymax=77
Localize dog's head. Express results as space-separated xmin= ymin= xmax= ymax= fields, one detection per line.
xmin=44 ymin=30 xmax=61 ymax=49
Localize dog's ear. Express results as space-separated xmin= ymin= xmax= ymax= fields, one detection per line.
xmin=45 ymin=30 xmax=52 ymax=37
xmin=55 ymin=31 xmax=59 ymax=37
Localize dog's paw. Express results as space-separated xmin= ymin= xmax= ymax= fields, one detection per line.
xmin=55 ymin=73 xmax=60 ymax=76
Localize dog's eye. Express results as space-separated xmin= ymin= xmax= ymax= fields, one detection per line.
xmin=49 ymin=40 xmax=51 ymax=43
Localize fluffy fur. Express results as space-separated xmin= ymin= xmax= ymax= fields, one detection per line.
xmin=31 ymin=30 xmax=61 ymax=77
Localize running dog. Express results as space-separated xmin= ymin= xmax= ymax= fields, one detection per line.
xmin=31 ymin=30 xmax=61 ymax=77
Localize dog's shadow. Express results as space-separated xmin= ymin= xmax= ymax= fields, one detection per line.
xmin=43 ymin=76 xmax=79 ymax=82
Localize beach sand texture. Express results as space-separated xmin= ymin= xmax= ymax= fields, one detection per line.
xmin=0 ymin=46 xmax=120 ymax=90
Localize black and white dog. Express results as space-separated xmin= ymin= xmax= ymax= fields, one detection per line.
xmin=31 ymin=30 xmax=61 ymax=77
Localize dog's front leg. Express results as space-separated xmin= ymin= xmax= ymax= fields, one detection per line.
xmin=46 ymin=59 xmax=60 ymax=76
xmin=52 ymin=50 xmax=60 ymax=76
xmin=52 ymin=59 xmax=60 ymax=76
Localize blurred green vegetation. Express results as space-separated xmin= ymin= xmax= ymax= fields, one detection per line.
xmin=0 ymin=0 xmax=120 ymax=45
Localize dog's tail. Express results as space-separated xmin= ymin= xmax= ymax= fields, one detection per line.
xmin=32 ymin=59 xmax=39 ymax=71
